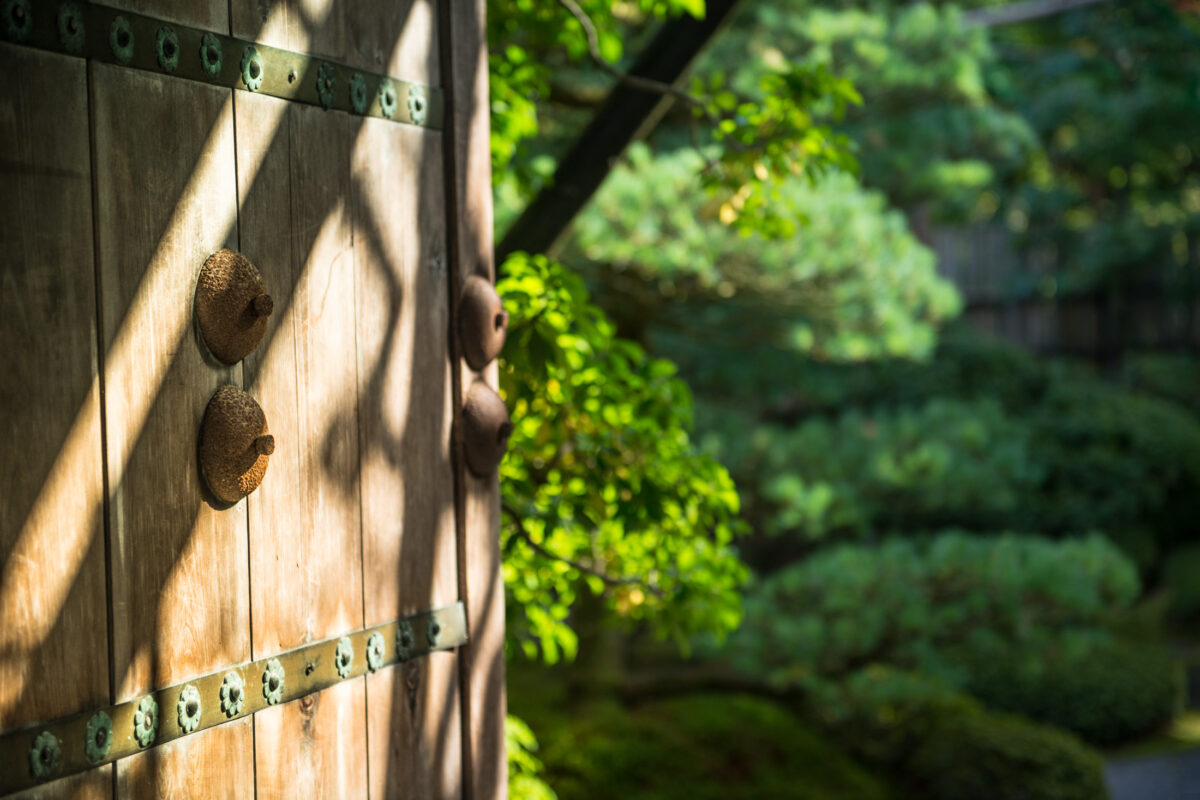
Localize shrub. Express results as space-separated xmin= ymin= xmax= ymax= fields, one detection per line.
xmin=966 ymin=639 xmax=1184 ymax=746
xmin=817 ymin=669 xmax=1109 ymax=800
xmin=539 ymin=694 xmax=892 ymax=800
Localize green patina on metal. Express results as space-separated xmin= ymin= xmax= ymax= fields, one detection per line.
xmin=83 ymin=711 xmax=112 ymax=764
xmin=2 ymin=0 xmax=31 ymax=43
xmin=28 ymin=731 xmax=60 ymax=780
xmin=408 ymin=85 xmax=428 ymax=126
xmin=240 ymin=45 xmax=263 ymax=92
xmin=133 ymin=696 xmax=158 ymax=749
xmin=155 ymin=26 xmax=179 ymax=73
xmin=335 ymin=637 xmax=354 ymax=678
xmin=56 ymin=3 xmax=83 ymax=54
xmin=219 ymin=671 xmax=244 ymax=718
xmin=378 ymin=79 xmax=397 ymax=119
xmin=262 ymin=659 xmax=285 ymax=705
xmin=396 ymin=620 xmax=415 ymax=660
xmin=108 ymin=15 xmax=133 ymax=65
xmin=349 ymin=72 xmax=368 ymax=115
xmin=177 ymin=684 xmax=202 ymax=733
xmin=199 ymin=32 xmax=221 ymax=77
xmin=316 ymin=61 xmax=335 ymax=109
xmin=366 ymin=631 xmax=385 ymax=672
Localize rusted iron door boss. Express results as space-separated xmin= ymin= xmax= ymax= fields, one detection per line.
xmin=0 ymin=0 xmax=507 ymax=796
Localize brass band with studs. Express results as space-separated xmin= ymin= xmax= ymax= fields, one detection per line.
xmin=0 ymin=603 xmax=467 ymax=795
xmin=0 ymin=1 xmax=441 ymax=128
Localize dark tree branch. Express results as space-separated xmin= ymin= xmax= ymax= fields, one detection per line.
xmin=497 ymin=0 xmax=743 ymax=263
xmin=501 ymin=504 xmax=664 ymax=595
xmin=961 ymin=0 xmax=1109 ymax=27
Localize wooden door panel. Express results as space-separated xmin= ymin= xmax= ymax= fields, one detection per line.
xmin=0 ymin=44 xmax=109 ymax=736
xmin=116 ymin=718 xmax=254 ymax=800
xmin=352 ymin=116 xmax=463 ymax=798
xmin=103 ymin=0 xmax=228 ymax=33
xmin=230 ymin=0 xmax=345 ymax=67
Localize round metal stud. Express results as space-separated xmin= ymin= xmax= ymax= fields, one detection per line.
xmin=57 ymin=3 xmax=84 ymax=54
xmin=195 ymin=249 xmax=273 ymax=364
xmin=378 ymin=79 xmax=397 ymax=119
xmin=349 ymin=73 xmax=368 ymax=115
xmin=177 ymin=684 xmax=202 ymax=733
xmin=426 ymin=616 xmax=442 ymax=648
xmin=84 ymin=711 xmax=112 ymax=764
xmin=262 ymin=658 xmax=285 ymax=705
xmin=109 ymin=15 xmax=133 ymax=64
xmin=133 ymin=695 xmax=158 ymax=748
xmin=240 ymin=46 xmax=263 ymax=92
xmin=155 ymin=26 xmax=180 ymax=73
xmin=316 ymin=62 xmax=335 ymax=109
xmin=459 ymin=275 xmax=508 ymax=370
xmin=3 ymin=0 xmax=31 ymax=43
xmin=219 ymin=671 xmax=245 ymax=717
xmin=407 ymin=85 xmax=428 ymax=125
xmin=199 ymin=32 xmax=222 ymax=77
xmin=366 ymin=631 xmax=385 ymax=672
xmin=28 ymin=731 xmax=60 ymax=780
xmin=199 ymin=386 xmax=274 ymax=504
xmin=396 ymin=620 xmax=415 ymax=661
xmin=462 ymin=382 xmax=513 ymax=478
xmin=335 ymin=637 xmax=353 ymax=678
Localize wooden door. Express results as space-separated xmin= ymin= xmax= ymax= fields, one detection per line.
xmin=0 ymin=0 xmax=506 ymax=797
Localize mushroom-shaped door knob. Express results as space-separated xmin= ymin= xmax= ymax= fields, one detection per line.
xmin=458 ymin=275 xmax=508 ymax=370
xmin=195 ymin=249 xmax=274 ymax=364
xmin=199 ymin=385 xmax=274 ymax=504
xmin=462 ymin=382 xmax=512 ymax=478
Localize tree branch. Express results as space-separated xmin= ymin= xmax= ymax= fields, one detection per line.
xmin=961 ymin=0 xmax=1108 ymax=28
xmin=556 ymin=0 xmax=721 ymax=127
xmin=502 ymin=504 xmax=664 ymax=595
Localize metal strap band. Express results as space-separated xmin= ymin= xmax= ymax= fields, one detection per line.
xmin=0 ymin=602 xmax=467 ymax=795
xmin=0 ymin=1 xmax=443 ymax=128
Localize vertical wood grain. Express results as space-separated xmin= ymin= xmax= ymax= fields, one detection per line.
xmin=90 ymin=62 xmax=251 ymax=795
xmin=116 ymin=718 xmax=254 ymax=800
xmin=0 ymin=46 xmax=109 ymax=746
xmin=235 ymin=90 xmax=369 ymax=797
xmin=352 ymin=113 xmax=463 ymax=797
xmin=103 ymin=0 xmax=229 ymax=33
xmin=440 ymin=0 xmax=509 ymax=797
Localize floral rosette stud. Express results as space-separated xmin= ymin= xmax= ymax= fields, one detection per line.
xmin=29 ymin=731 xmax=61 ymax=780
xmin=262 ymin=658 xmax=285 ymax=705
xmin=378 ymin=79 xmax=397 ymax=119
xmin=407 ymin=85 xmax=427 ymax=125
xmin=366 ymin=631 xmax=385 ymax=672
xmin=109 ymin=15 xmax=134 ymax=64
xmin=426 ymin=616 xmax=442 ymax=647
xmin=156 ymin=26 xmax=180 ymax=73
xmin=240 ymin=45 xmax=264 ymax=91
xmin=219 ymin=671 xmax=245 ymax=717
xmin=316 ymin=62 xmax=336 ymax=109
xmin=349 ymin=73 xmax=368 ymax=114
xmin=199 ymin=32 xmax=222 ymax=78
xmin=84 ymin=711 xmax=113 ymax=764
xmin=177 ymin=684 xmax=202 ymax=732
xmin=335 ymin=636 xmax=354 ymax=678
xmin=57 ymin=3 xmax=84 ymax=53
xmin=133 ymin=695 xmax=158 ymax=748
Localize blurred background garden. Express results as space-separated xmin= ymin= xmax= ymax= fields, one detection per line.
xmin=486 ymin=1 xmax=1200 ymax=797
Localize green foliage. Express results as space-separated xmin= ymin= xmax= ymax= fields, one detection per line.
xmin=905 ymin=702 xmax=1109 ymax=800
xmin=569 ymin=145 xmax=961 ymax=361
xmin=1163 ymin=543 xmax=1200 ymax=623
xmin=537 ymin=694 xmax=893 ymax=800
xmin=966 ymin=639 xmax=1183 ymax=746
xmin=815 ymin=669 xmax=1109 ymax=800
xmin=729 ymin=532 xmax=1139 ymax=689
xmin=498 ymin=253 xmax=747 ymax=662
xmin=508 ymin=715 xmax=558 ymax=800
xmin=696 ymin=0 xmax=1038 ymax=219
xmin=989 ymin=1 xmax=1200 ymax=296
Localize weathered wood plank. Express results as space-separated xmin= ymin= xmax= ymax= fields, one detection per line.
xmin=254 ymin=680 xmax=368 ymax=799
xmin=352 ymin=111 xmax=463 ymax=796
xmin=235 ymin=90 xmax=367 ymax=797
xmin=440 ymin=0 xmax=509 ymax=795
xmin=0 ymin=46 xmax=109 ymax=741
xmin=91 ymin=62 xmax=250 ymax=795
xmin=230 ymin=0 xmax=344 ymax=65
xmin=365 ymin=653 xmax=463 ymax=799
xmin=9 ymin=768 xmax=110 ymax=800
xmin=344 ymin=0 xmax=440 ymax=81
xmin=103 ymin=0 xmax=229 ymax=34
xmin=117 ymin=719 xmax=254 ymax=800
